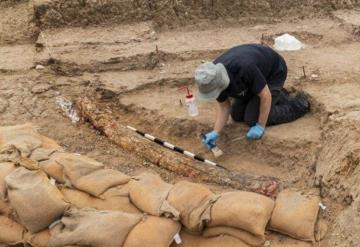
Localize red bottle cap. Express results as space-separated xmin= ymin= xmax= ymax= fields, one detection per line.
xmin=179 ymin=86 xmax=193 ymax=99
xmin=185 ymin=88 xmax=193 ymax=99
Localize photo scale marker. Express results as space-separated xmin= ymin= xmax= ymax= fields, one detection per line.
xmin=126 ymin=125 xmax=227 ymax=170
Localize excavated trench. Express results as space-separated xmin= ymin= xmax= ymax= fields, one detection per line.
xmin=2 ymin=0 xmax=360 ymax=245
xmin=80 ymin=76 xmax=320 ymax=188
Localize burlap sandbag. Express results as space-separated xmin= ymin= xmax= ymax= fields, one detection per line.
xmin=209 ymin=191 xmax=274 ymax=237
xmin=269 ymin=189 xmax=320 ymax=242
xmin=61 ymin=186 xmax=140 ymax=214
xmin=30 ymin=148 xmax=58 ymax=162
xmin=167 ymin=181 xmax=219 ymax=233
xmin=123 ymin=216 xmax=181 ymax=247
xmin=0 ymin=144 xmax=41 ymax=170
xmin=0 ymin=162 xmax=16 ymax=200
xmin=0 ymin=199 xmax=13 ymax=216
xmin=52 ymin=152 xmax=104 ymax=186
xmin=25 ymin=230 xmax=51 ymax=247
xmin=203 ymin=227 xmax=265 ymax=246
xmin=39 ymin=158 xmax=65 ymax=184
xmin=18 ymin=156 xmax=41 ymax=170
xmin=49 ymin=208 xmax=142 ymax=247
xmin=6 ymin=167 xmax=69 ymax=233
xmin=39 ymin=152 xmax=104 ymax=185
xmin=0 ymin=124 xmax=62 ymax=157
xmin=171 ymin=231 xmax=250 ymax=247
xmin=0 ymin=124 xmax=42 ymax=157
xmin=128 ymin=173 xmax=179 ymax=218
xmin=0 ymin=215 xmax=25 ymax=245
xmin=315 ymin=220 xmax=328 ymax=242
xmin=74 ymin=169 xmax=130 ymax=197
xmin=0 ymin=144 xmax=21 ymax=163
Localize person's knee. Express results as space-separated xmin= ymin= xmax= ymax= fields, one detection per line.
xmin=244 ymin=97 xmax=260 ymax=126
xmin=230 ymin=100 xmax=246 ymax=122
xmin=231 ymin=110 xmax=243 ymax=122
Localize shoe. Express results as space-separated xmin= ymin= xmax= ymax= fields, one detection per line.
xmin=267 ymin=91 xmax=310 ymax=126
xmin=291 ymin=92 xmax=310 ymax=114
xmin=277 ymin=88 xmax=291 ymax=105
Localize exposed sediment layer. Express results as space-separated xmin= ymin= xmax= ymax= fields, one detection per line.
xmin=33 ymin=0 xmax=360 ymax=29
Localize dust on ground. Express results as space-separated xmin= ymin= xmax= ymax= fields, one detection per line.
xmin=1 ymin=0 xmax=360 ymax=246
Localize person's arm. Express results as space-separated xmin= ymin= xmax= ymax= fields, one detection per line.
xmin=214 ymin=98 xmax=231 ymax=133
xmin=202 ymin=98 xmax=231 ymax=149
xmin=257 ymin=84 xmax=272 ymax=127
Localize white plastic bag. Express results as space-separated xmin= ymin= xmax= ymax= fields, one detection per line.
xmin=274 ymin=33 xmax=304 ymax=51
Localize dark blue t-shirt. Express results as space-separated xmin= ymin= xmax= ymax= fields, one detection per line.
xmin=215 ymin=44 xmax=286 ymax=103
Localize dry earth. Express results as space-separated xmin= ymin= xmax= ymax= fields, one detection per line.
xmin=1 ymin=0 xmax=360 ymax=246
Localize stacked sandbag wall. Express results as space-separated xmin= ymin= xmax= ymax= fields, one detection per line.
xmin=0 ymin=124 xmax=325 ymax=247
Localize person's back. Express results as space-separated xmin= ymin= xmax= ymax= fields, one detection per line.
xmin=214 ymin=44 xmax=286 ymax=89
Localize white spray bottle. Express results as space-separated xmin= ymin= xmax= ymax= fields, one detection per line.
xmin=181 ymin=87 xmax=199 ymax=117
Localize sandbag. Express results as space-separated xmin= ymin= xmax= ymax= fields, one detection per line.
xmin=50 ymin=152 xmax=104 ymax=186
xmin=0 ymin=215 xmax=25 ymax=245
xmin=49 ymin=208 xmax=142 ymax=247
xmin=0 ymin=144 xmax=21 ymax=163
xmin=25 ymin=230 xmax=51 ymax=247
xmin=0 ymin=124 xmax=42 ymax=157
xmin=0 ymin=162 xmax=16 ymax=200
xmin=6 ymin=167 xmax=69 ymax=233
xmin=74 ymin=169 xmax=130 ymax=197
xmin=203 ymin=227 xmax=265 ymax=246
xmin=61 ymin=187 xmax=140 ymax=214
xmin=123 ymin=216 xmax=181 ymax=247
xmin=167 ymin=181 xmax=218 ymax=233
xmin=39 ymin=135 xmax=63 ymax=150
xmin=0 ymin=199 xmax=13 ymax=216
xmin=39 ymin=158 xmax=66 ymax=184
xmin=269 ymin=189 xmax=320 ymax=242
xmin=30 ymin=148 xmax=58 ymax=162
xmin=315 ymin=220 xmax=328 ymax=242
xmin=128 ymin=173 xmax=179 ymax=218
xmin=0 ymin=124 xmax=61 ymax=157
xmin=17 ymin=156 xmax=40 ymax=170
xmin=171 ymin=231 xmax=250 ymax=247
xmin=0 ymin=144 xmax=40 ymax=170
xmin=209 ymin=191 xmax=274 ymax=237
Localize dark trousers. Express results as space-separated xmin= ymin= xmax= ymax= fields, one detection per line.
xmin=231 ymin=89 xmax=282 ymax=127
xmin=230 ymin=59 xmax=307 ymax=127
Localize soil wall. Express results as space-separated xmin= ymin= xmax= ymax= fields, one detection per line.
xmin=33 ymin=0 xmax=360 ymax=29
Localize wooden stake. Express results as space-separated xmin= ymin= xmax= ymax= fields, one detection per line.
xmin=302 ymin=66 xmax=307 ymax=78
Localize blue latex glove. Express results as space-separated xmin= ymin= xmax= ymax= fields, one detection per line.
xmin=202 ymin=131 xmax=219 ymax=150
xmin=247 ymin=123 xmax=265 ymax=140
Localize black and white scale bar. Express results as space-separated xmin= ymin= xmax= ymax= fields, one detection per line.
xmin=126 ymin=126 xmax=227 ymax=170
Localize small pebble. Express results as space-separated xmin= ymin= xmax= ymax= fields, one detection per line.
xmin=35 ymin=65 xmax=45 ymax=70
xmin=31 ymin=83 xmax=52 ymax=94
xmin=311 ymin=74 xmax=319 ymax=78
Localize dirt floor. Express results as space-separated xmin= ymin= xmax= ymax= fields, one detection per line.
xmin=1 ymin=0 xmax=360 ymax=246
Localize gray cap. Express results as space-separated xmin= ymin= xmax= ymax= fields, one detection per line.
xmin=194 ymin=62 xmax=230 ymax=101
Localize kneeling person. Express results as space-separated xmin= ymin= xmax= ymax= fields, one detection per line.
xmin=195 ymin=44 xmax=310 ymax=149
